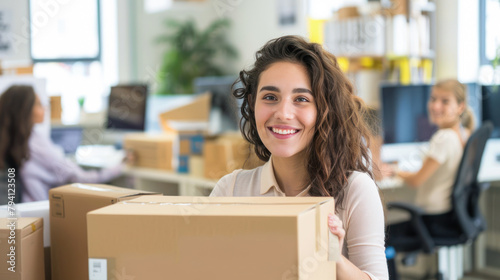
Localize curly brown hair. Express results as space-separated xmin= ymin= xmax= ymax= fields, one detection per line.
xmin=0 ymin=85 xmax=36 ymax=169
xmin=234 ymin=35 xmax=375 ymax=209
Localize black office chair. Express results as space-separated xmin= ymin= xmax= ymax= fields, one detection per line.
xmin=386 ymin=121 xmax=494 ymax=280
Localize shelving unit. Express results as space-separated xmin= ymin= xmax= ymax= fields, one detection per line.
xmin=322 ymin=1 xmax=436 ymax=108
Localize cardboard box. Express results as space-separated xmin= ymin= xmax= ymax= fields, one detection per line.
xmin=337 ymin=6 xmax=359 ymax=20
xmin=49 ymin=96 xmax=62 ymax=121
xmin=0 ymin=201 xmax=51 ymax=280
xmin=204 ymin=133 xmax=264 ymax=179
xmin=87 ymin=196 xmax=338 ymax=280
xmin=123 ymin=133 xmax=177 ymax=171
xmin=179 ymin=133 xmax=204 ymax=155
xmin=159 ymin=92 xmax=211 ymax=133
xmin=49 ymin=184 xmax=161 ymax=280
xmin=0 ymin=217 xmax=45 ymax=280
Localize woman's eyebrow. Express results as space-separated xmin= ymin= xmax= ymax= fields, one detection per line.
xmin=259 ymin=86 xmax=280 ymax=92
xmin=259 ymin=86 xmax=312 ymax=94
xmin=292 ymin=88 xmax=312 ymax=94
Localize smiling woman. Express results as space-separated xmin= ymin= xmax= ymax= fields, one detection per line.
xmin=210 ymin=35 xmax=388 ymax=280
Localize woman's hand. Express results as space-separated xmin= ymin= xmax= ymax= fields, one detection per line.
xmin=328 ymin=213 xmax=345 ymax=261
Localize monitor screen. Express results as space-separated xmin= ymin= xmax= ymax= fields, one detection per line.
xmin=193 ymin=76 xmax=240 ymax=133
xmin=50 ymin=127 xmax=83 ymax=154
xmin=481 ymin=85 xmax=500 ymax=138
xmin=106 ymin=84 xmax=148 ymax=131
xmin=380 ymin=84 xmax=436 ymax=144
xmin=381 ymin=83 xmax=482 ymax=144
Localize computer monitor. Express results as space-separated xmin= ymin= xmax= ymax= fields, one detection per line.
xmin=50 ymin=127 xmax=83 ymax=154
xmin=106 ymin=84 xmax=148 ymax=131
xmin=381 ymin=82 xmax=482 ymax=144
xmin=380 ymin=84 xmax=436 ymax=144
xmin=481 ymin=85 xmax=500 ymax=138
xmin=193 ymin=76 xmax=241 ymax=133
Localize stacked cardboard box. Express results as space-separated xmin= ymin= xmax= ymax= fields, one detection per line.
xmin=204 ymin=133 xmax=264 ymax=180
xmin=178 ymin=133 xmax=205 ymax=174
xmin=0 ymin=217 xmax=45 ymax=280
xmin=49 ymin=184 xmax=161 ymax=280
xmin=87 ymin=196 xmax=338 ymax=280
xmin=49 ymin=96 xmax=62 ymax=121
xmin=123 ymin=133 xmax=177 ymax=171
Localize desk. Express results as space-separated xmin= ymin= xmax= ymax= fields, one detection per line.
xmin=123 ymin=167 xmax=216 ymax=196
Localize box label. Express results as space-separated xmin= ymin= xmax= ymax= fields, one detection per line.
xmin=89 ymin=258 xmax=107 ymax=280
xmin=50 ymin=194 xmax=64 ymax=218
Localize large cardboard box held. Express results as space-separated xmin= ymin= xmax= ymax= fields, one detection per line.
xmin=87 ymin=196 xmax=338 ymax=280
xmin=49 ymin=184 xmax=161 ymax=280
xmin=0 ymin=217 xmax=44 ymax=280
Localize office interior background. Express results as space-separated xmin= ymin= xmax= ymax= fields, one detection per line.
xmin=1 ymin=0 xmax=500 ymax=279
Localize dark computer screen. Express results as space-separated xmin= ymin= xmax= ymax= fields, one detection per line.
xmin=106 ymin=84 xmax=148 ymax=131
xmin=380 ymin=84 xmax=436 ymax=144
xmin=193 ymin=76 xmax=241 ymax=132
xmin=381 ymin=83 xmax=482 ymax=144
xmin=481 ymin=85 xmax=500 ymax=138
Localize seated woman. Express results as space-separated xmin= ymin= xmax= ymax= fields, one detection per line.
xmin=210 ymin=36 xmax=388 ymax=280
xmin=0 ymin=85 xmax=126 ymax=202
xmin=387 ymin=79 xmax=475 ymax=237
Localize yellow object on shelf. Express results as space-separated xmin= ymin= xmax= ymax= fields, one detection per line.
xmin=337 ymin=57 xmax=349 ymax=73
xmin=308 ymin=18 xmax=325 ymax=44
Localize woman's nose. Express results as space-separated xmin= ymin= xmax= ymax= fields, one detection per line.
xmin=274 ymin=100 xmax=294 ymax=120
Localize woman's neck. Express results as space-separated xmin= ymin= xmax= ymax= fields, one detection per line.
xmin=271 ymin=153 xmax=310 ymax=196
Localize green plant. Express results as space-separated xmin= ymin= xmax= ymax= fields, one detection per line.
xmin=155 ymin=18 xmax=238 ymax=95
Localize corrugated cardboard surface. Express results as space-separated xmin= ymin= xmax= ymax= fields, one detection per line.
xmin=123 ymin=133 xmax=177 ymax=170
xmin=87 ymin=196 xmax=337 ymax=280
xmin=0 ymin=217 xmax=44 ymax=280
xmin=49 ymin=184 xmax=161 ymax=280
xmin=204 ymin=133 xmax=264 ymax=179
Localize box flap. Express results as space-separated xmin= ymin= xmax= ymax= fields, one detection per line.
xmin=128 ymin=195 xmax=332 ymax=205
xmin=0 ymin=217 xmax=43 ymax=239
xmin=159 ymin=93 xmax=211 ymax=132
xmin=49 ymin=184 xmax=161 ymax=199
xmin=88 ymin=196 xmax=333 ymax=217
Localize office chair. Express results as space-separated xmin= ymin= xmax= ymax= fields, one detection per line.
xmin=386 ymin=121 xmax=494 ymax=280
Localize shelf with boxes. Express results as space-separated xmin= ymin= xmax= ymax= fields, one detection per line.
xmin=123 ymin=132 xmax=264 ymax=196
xmin=323 ymin=1 xmax=436 ymax=108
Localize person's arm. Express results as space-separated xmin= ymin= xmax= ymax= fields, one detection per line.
xmin=328 ymin=215 xmax=373 ymax=280
xmin=329 ymin=173 xmax=388 ymax=280
xmin=397 ymin=156 xmax=441 ymax=188
xmin=31 ymin=132 xmax=123 ymax=185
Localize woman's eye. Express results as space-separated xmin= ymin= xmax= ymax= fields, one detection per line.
xmin=295 ymin=97 xmax=309 ymax=102
xmin=263 ymin=95 xmax=276 ymax=101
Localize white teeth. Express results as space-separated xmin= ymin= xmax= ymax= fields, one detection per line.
xmin=272 ymin=128 xmax=297 ymax=135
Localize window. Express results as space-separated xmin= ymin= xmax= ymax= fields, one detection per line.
xmin=29 ymin=0 xmax=101 ymax=62
xmin=480 ymin=0 xmax=500 ymax=65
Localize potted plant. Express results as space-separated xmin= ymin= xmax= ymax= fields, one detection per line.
xmin=155 ymin=18 xmax=238 ymax=95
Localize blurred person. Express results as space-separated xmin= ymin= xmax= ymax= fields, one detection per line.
xmin=0 ymin=85 xmax=127 ymax=203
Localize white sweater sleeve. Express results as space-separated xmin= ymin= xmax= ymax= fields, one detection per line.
xmin=342 ymin=172 xmax=388 ymax=280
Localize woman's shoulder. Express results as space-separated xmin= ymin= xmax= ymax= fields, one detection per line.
xmin=346 ymin=171 xmax=379 ymax=195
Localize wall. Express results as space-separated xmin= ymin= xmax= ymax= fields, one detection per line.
xmin=0 ymin=0 xmax=31 ymax=66
xmin=117 ymin=0 xmax=309 ymax=84
xmin=435 ymin=0 xmax=479 ymax=82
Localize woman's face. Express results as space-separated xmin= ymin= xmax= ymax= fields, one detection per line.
xmin=32 ymin=95 xmax=45 ymax=124
xmin=428 ymin=87 xmax=464 ymax=129
xmin=254 ymin=61 xmax=317 ymax=160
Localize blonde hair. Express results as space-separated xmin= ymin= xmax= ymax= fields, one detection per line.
xmin=433 ymin=79 xmax=475 ymax=131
